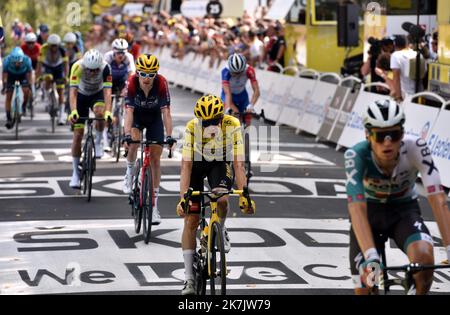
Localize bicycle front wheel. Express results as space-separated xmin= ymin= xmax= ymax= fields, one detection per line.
xmin=14 ymin=99 xmax=19 ymax=141
xmin=50 ymin=91 xmax=56 ymax=133
xmin=142 ymin=166 xmax=153 ymax=244
xmin=132 ymin=159 xmax=143 ymax=234
xmin=86 ymin=138 xmax=95 ymax=202
xmin=208 ymin=221 xmax=226 ymax=295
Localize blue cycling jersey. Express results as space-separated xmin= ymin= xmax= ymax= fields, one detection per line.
xmin=2 ymin=54 xmax=32 ymax=75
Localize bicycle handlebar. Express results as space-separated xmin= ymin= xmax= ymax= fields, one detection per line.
xmin=183 ymin=186 xmax=252 ymax=213
xmin=123 ymin=139 xmax=177 ymax=159
xmin=383 ymin=263 xmax=450 ymax=273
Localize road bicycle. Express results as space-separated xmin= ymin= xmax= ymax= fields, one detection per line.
xmin=78 ymin=117 xmax=105 ymax=202
xmin=125 ymin=137 xmax=175 ymax=244
xmin=380 ymin=246 xmax=450 ymax=294
xmin=11 ymin=81 xmax=24 ymax=140
xmin=183 ymin=187 xmax=252 ymax=295
xmin=40 ymin=75 xmax=59 ymax=133
xmin=108 ymin=92 xmax=125 ymax=163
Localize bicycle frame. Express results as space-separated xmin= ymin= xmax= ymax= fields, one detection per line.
xmin=380 ymin=245 xmax=450 ymax=294
xmin=187 ymin=189 xmax=245 ymax=278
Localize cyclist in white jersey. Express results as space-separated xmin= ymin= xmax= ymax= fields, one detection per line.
xmin=345 ymin=99 xmax=450 ymax=295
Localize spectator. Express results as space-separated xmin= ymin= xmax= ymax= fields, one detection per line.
xmin=265 ymin=24 xmax=286 ymax=72
xmin=248 ymin=30 xmax=264 ymax=67
xmin=37 ymin=24 xmax=49 ymax=45
xmin=375 ymin=52 xmax=395 ymax=94
xmin=390 ymin=35 xmax=422 ymax=102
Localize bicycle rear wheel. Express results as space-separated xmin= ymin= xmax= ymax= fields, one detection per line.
xmin=132 ymin=159 xmax=143 ymax=234
xmin=208 ymin=221 xmax=226 ymax=295
xmin=143 ymin=166 xmax=154 ymax=244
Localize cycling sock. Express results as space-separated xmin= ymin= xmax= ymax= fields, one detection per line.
xmin=6 ymin=111 xmax=11 ymax=121
xmin=183 ymin=249 xmax=195 ymax=281
xmin=154 ymin=187 xmax=160 ymax=209
xmin=72 ymin=157 xmax=80 ymax=174
xmin=126 ymin=160 xmax=134 ymax=176
xmin=95 ymin=132 xmax=102 ymax=145
xmin=102 ymin=128 xmax=109 ymax=145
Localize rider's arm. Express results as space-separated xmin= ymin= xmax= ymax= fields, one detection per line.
xmin=180 ymin=158 xmax=193 ymax=199
xmin=411 ymin=137 xmax=450 ymax=250
xmin=159 ymin=76 xmax=172 ymax=137
xmin=345 ymin=147 xmax=378 ymax=259
xmin=124 ymin=107 xmax=134 ymax=135
xmin=69 ymin=61 xmax=82 ymax=111
xmin=428 ymin=193 xmax=450 ymax=250
xmin=180 ymin=121 xmax=194 ymax=198
xmin=232 ymin=124 xmax=247 ymax=190
xmin=221 ymin=68 xmax=239 ymax=113
xmin=348 ymin=202 xmax=377 ymax=255
xmin=223 ymin=84 xmax=238 ymax=113
xmin=102 ymin=65 xmax=113 ymax=113
xmin=123 ymin=75 xmax=135 ymax=135
xmin=127 ymin=52 xmax=136 ymax=74
xmin=162 ymin=107 xmax=173 ymax=137
xmin=247 ymin=66 xmax=260 ymax=107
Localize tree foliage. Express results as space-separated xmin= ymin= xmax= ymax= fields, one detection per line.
xmin=1 ymin=0 xmax=92 ymax=51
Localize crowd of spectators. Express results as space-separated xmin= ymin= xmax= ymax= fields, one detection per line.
xmin=360 ymin=31 xmax=439 ymax=101
xmin=85 ymin=8 xmax=288 ymax=72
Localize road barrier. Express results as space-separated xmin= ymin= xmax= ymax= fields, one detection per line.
xmin=156 ymin=47 xmax=450 ymax=188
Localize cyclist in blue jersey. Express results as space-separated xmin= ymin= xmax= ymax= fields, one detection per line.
xmin=1 ymin=47 xmax=32 ymax=129
xmin=221 ymin=53 xmax=260 ymax=127
xmin=345 ymin=99 xmax=450 ymax=295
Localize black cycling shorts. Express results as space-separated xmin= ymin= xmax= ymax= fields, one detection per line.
xmin=43 ymin=64 xmax=65 ymax=87
xmin=188 ymin=161 xmax=233 ymax=213
xmin=349 ymin=200 xmax=433 ymax=279
xmin=6 ymin=73 xmax=30 ymax=91
xmin=132 ymin=109 xmax=164 ymax=144
xmin=74 ymin=90 xmax=105 ymax=127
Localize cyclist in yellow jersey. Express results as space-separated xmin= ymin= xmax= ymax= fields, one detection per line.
xmin=176 ymin=94 xmax=256 ymax=295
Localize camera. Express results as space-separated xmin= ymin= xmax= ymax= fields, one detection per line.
xmin=368 ymin=37 xmax=382 ymax=57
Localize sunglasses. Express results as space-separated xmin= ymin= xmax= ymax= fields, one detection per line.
xmin=137 ymin=71 xmax=157 ymax=79
xmin=87 ymin=68 xmax=101 ymax=73
xmin=370 ymin=128 xmax=403 ymax=143
xmin=201 ymin=118 xmax=222 ymax=127
xmin=114 ymin=51 xmax=126 ymax=56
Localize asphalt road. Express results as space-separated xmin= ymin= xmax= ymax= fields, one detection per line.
xmin=0 ymin=85 xmax=449 ymax=295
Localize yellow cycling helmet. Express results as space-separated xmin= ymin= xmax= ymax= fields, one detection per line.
xmin=194 ymin=95 xmax=224 ymax=120
xmin=135 ymin=53 xmax=159 ymax=73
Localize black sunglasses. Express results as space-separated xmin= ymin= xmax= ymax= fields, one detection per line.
xmin=201 ymin=118 xmax=222 ymax=127
xmin=370 ymin=129 xmax=403 ymax=143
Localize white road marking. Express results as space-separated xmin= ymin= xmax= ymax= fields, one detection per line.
xmin=0 ymin=218 xmax=448 ymax=295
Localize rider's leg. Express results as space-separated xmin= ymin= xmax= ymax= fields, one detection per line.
xmin=70 ymin=123 xmax=84 ymax=187
xmin=5 ymin=90 xmax=13 ymax=120
xmin=22 ymin=86 xmax=31 ymax=112
xmin=182 ymin=213 xmax=200 ymax=282
xmin=149 ymin=144 xmax=163 ymax=209
xmin=127 ymin=128 xmax=140 ymax=170
xmin=406 ymin=240 xmax=434 ymax=295
xmin=393 ymin=203 xmax=435 ymax=295
xmin=122 ymin=128 xmax=140 ymax=194
xmin=93 ymin=101 xmax=105 ymax=157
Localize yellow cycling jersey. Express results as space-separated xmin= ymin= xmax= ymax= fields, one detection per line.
xmin=182 ymin=115 xmax=244 ymax=162
xmin=38 ymin=43 xmax=68 ymax=67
